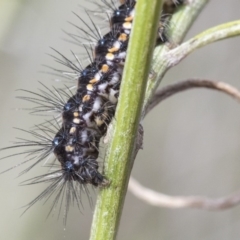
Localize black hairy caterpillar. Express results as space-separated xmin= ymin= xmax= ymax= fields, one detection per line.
xmin=0 ymin=0 xmax=186 ymax=222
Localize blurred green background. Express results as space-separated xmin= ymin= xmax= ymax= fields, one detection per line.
xmin=0 ymin=0 xmax=240 ymax=239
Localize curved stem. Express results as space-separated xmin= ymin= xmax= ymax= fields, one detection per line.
xmin=164 ymin=20 xmax=240 ymax=67
xmin=146 ymin=79 xmax=240 ymax=115
xmin=142 ymin=0 xmax=209 ymax=116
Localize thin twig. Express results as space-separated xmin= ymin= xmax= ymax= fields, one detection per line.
xmin=130 ymin=79 xmax=240 ymax=210
xmin=146 ymin=79 xmax=240 ymax=115
xmin=129 ymin=178 xmax=240 ymax=210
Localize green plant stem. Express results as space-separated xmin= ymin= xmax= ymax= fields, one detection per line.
xmin=164 ymin=20 xmax=240 ymax=69
xmin=90 ymin=0 xmax=209 ymax=239
xmin=90 ymin=1 xmax=163 ymax=239
xmin=143 ymin=0 xmax=209 ymax=115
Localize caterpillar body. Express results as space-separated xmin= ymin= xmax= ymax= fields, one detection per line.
xmin=1 ymin=0 xmax=186 ymax=222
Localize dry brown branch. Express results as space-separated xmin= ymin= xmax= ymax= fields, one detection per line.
xmin=146 ymin=79 xmax=240 ymax=116
xmin=130 ymin=79 xmax=240 ymax=210
xmin=129 ymin=178 xmax=240 ymax=210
